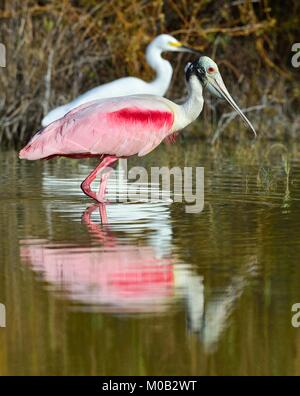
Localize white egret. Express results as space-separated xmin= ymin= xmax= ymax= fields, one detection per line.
xmin=41 ymin=34 xmax=199 ymax=126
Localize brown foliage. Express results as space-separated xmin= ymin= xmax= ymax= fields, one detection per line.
xmin=0 ymin=0 xmax=299 ymax=147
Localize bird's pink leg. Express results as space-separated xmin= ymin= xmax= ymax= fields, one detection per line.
xmin=99 ymin=203 xmax=109 ymax=224
xmin=97 ymin=167 xmax=114 ymax=202
xmin=81 ymin=155 xmax=118 ymax=202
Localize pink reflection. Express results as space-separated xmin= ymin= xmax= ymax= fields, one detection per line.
xmin=20 ymin=204 xmax=175 ymax=313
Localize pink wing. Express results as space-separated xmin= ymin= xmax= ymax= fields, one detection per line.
xmin=19 ymin=96 xmax=175 ymax=160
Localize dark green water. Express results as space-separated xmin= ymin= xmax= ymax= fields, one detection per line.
xmin=1 ymin=141 xmax=300 ymax=375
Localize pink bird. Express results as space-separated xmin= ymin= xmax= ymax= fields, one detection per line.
xmin=19 ymin=57 xmax=256 ymax=202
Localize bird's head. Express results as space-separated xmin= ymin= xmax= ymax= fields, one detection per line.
xmin=185 ymin=56 xmax=257 ymax=137
xmin=152 ymin=34 xmax=199 ymax=55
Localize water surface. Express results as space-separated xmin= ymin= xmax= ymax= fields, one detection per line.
xmin=0 ymin=141 xmax=300 ymax=375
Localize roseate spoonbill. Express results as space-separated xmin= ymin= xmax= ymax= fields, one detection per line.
xmin=41 ymin=34 xmax=199 ymax=126
xmin=19 ymin=56 xmax=257 ymax=202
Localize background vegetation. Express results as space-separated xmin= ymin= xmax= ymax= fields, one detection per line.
xmin=0 ymin=0 xmax=299 ymax=147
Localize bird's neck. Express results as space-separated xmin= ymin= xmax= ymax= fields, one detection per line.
xmin=146 ymin=44 xmax=173 ymax=96
xmin=172 ymin=75 xmax=204 ymax=132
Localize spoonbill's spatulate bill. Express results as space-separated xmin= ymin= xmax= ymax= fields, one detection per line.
xmin=20 ymin=56 xmax=257 ymax=203
xmin=41 ymin=34 xmax=199 ymax=127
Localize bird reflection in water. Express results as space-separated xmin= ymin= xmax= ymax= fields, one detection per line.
xmin=21 ymin=204 xmax=181 ymax=313
xmin=20 ymin=203 xmax=257 ymax=352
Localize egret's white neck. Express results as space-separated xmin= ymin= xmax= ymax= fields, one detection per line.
xmin=146 ymin=43 xmax=173 ymax=96
xmin=172 ymin=75 xmax=204 ymax=132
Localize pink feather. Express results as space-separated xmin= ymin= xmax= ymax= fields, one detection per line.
xmin=19 ymin=97 xmax=175 ymax=160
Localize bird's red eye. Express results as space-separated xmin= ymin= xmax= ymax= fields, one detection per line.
xmin=207 ymin=67 xmax=215 ymax=73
